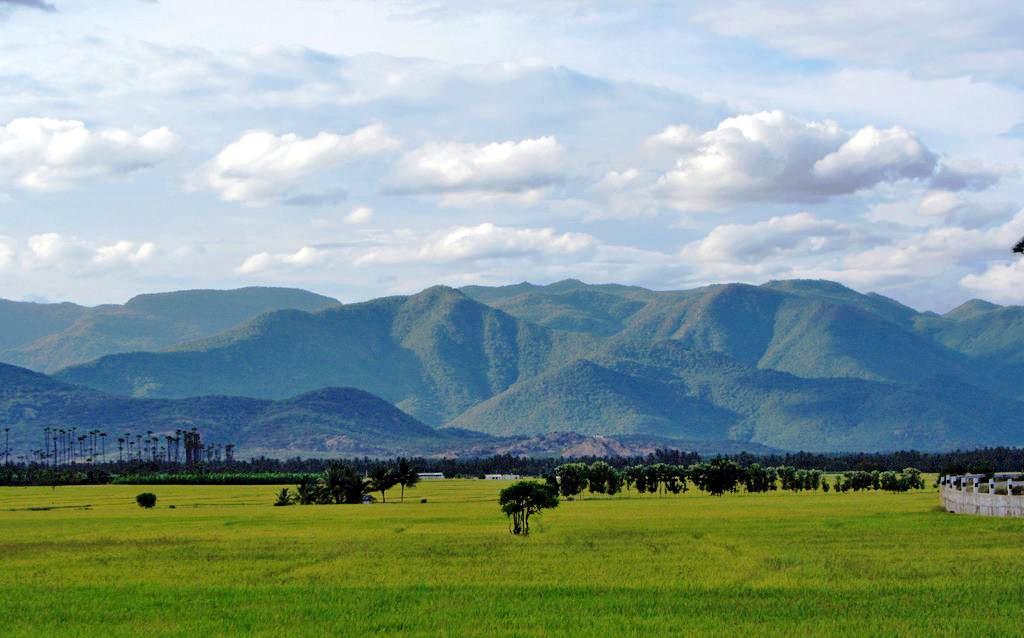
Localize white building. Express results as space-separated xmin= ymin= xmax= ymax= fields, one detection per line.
xmin=484 ymin=474 xmax=520 ymax=480
xmin=418 ymin=472 xmax=445 ymax=480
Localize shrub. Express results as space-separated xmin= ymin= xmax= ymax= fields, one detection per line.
xmin=136 ymin=492 xmax=157 ymax=509
xmin=273 ymin=488 xmax=296 ymax=506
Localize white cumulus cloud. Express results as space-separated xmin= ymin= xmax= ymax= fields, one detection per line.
xmin=92 ymin=240 xmax=156 ymax=267
xmin=200 ymin=124 xmax=400 ymax=206
xmin=22 ymin=233 xmax=158 ymax=272
xmin=830 ymin=210 xmax=1024 ymax=288
xmin=864 ymin=190 xmax=1013 ymax=229
xmin=811 ymin=125 xmax=935 ymax=189
xmin=390 ymin=136 xmax=566 ymax=202
xmin=961 ymin=260 xmax=1024 ymax=303
xmin=344 ymin=206 xmax=374 ymax=225
xmin=237 ymin=246 xmax=325 ymax=274
xmin=681 ymin=212 xmax=852 ymax=264
xmin=355 ymin=222 xmax=594 ymax=265
xmin=652 ymin=111 xmax=995 ymax=211
xmin=0 ymin=118 xmax=178 ymax=191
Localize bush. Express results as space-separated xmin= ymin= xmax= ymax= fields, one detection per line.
xmin=136 ymin=492 xmax=157 ymax=509
xmin=273 ymin=488 xmax=295 ymax=506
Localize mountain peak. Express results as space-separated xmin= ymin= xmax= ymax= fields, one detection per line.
xmin=762 ymin=278 xmax=856 ymax=294
xmin=944 ymin=299 xmax=1002 ymax=320
xmin=413 ymin=284 xmax=463 ymax=297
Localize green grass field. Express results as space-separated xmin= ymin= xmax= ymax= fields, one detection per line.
xmin=1 ymin=480 xmax=1022 ymax=637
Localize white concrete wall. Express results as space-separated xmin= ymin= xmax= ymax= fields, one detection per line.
xmin=940 ymin=485 xmax=1024 ymax=517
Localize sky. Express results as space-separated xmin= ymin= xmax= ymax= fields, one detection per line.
xmin=1 ymin=1 xmax=1023 ymax=311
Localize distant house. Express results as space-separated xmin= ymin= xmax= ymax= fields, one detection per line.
xmin=484 ymin=474 xmax=520 ymax=480
xmin=418 ymin=472 xmax=445 ymax=480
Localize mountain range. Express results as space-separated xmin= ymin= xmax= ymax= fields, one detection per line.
xmin=0 ymin=287 xmax=340 ymax=373
xmin=2 ymin=279 xmax=1024 ymax=456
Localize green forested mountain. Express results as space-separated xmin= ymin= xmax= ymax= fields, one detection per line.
xmin=0 ymin=299 xmax=89 ymax=351
xmin=56 ymin=286 xmax=595 ymax=425
xmin=0 ymin=361 xmax=740 ymax=458
xmin=468 ymin=278 xmax=1013 ymax=392
xmin=0 ymin=287 xmax=340 ymax=373
xmin=449 ymin=358 xmax=737 ymax=438
xmin=461 ymin=279 xmax=655 ymax=335
xmin=452 ymin=339 xmax=1024 ymax=451
xmin=32 ymin=279 xmax=1024 ymax=453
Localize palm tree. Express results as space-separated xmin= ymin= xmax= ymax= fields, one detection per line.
xmin=366 ymin=464 xmax=398 ymax=503
xmin=396 ymin=458 xmax=420 ymax=503
xmin=323 ymin=462 xmax=367 ymax=504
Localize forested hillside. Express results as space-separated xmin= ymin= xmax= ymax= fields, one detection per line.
xmin=43 ymin=279 xmax=1024 ymax=452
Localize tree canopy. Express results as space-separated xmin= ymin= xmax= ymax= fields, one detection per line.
xmin=499 ymin=481 xmax=559 ymax=536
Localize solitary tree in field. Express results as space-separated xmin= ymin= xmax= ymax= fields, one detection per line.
xmin=499 ymin=481 xmax=559 ymax=536
xmin=136 ymin=492 xmax=157 ymax=509
xmin=396 ymin=458 xmax=420 ymax=503
xmin=367 ymin=463 xmax=399 ymax=503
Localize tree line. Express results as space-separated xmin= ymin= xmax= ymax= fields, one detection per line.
xmin=273 ymin=459 xmax=420 ymax=506
xmin=543 ymin=460 xmax=926 ymax=499
xmin=4 ymin=443 xmax=1011 ymax=487
xmin=496 ymin=463 xmax=927 ymax=536
xmin=231 ymin=447 xmax=1024 ymax=476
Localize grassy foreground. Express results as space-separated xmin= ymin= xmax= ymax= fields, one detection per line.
xmin=1 ymin=480 xmax=1022 ymax=637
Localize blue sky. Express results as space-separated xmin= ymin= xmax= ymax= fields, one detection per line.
xmin=0 ymin=0 xmax=1022 ymax=311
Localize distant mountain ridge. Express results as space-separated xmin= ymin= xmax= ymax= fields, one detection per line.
xmin=0 ymin=287 xmax=340 ymax=372
xmin=40 ymin=278 xmax=1024 ymax=453
xmin=56 ymin=286 xmax=595 ymax=425
xmin=0 ymin=361 xmax=717 ymax=459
